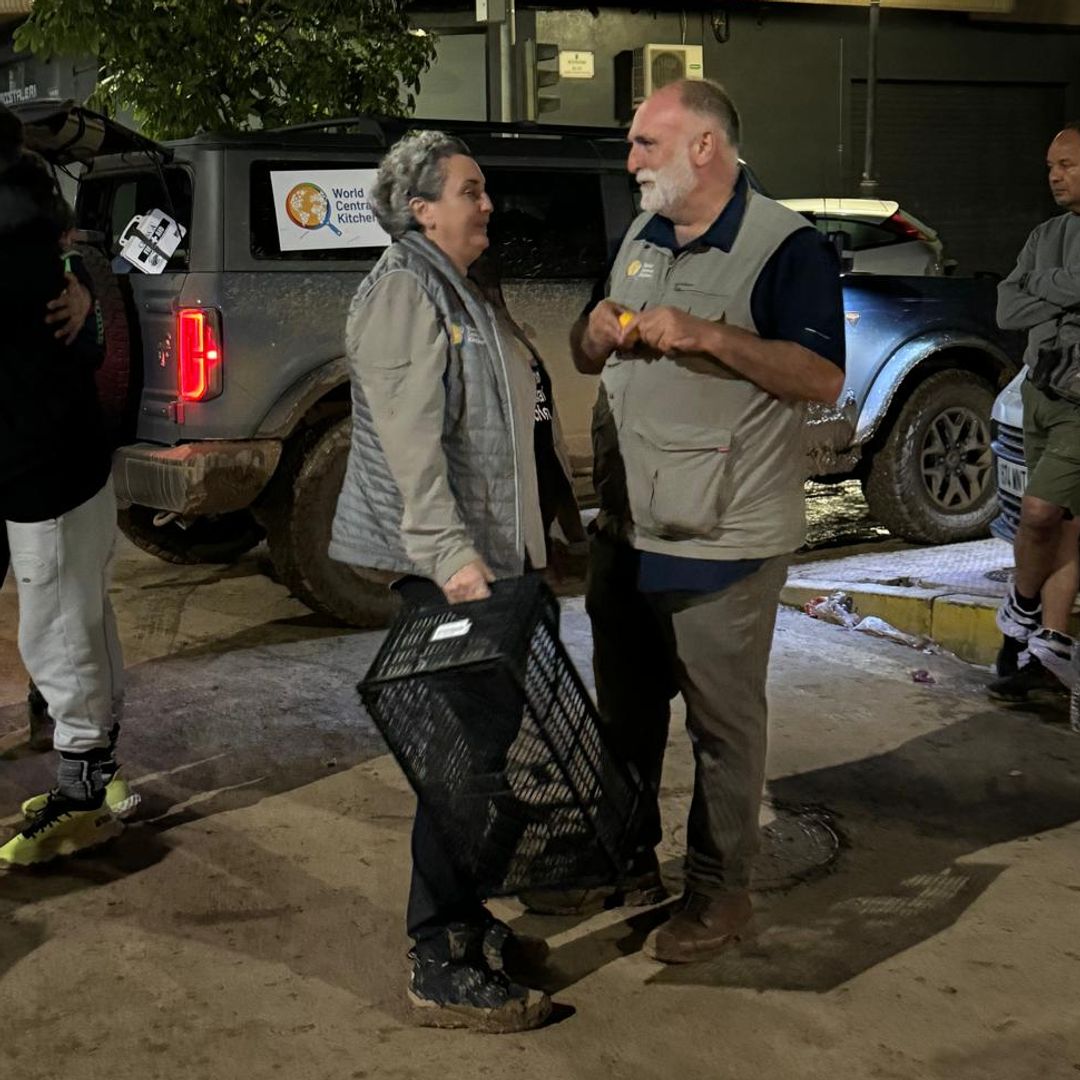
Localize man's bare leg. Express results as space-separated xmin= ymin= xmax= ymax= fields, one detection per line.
xmin=1040 ymin=517 xmax=1080 ymax=632
xmin=1013 ymin=494 xmax=1068 ymax=600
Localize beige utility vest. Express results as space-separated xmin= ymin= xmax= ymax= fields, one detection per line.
xmin=596 ymin=189 xmax=810 ymax=560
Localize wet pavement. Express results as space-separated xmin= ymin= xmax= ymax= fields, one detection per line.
xmin=1 ymin=532 xmax=1080 ymax=1078
xmin=803 ymin=479 xmax=895 ymax=552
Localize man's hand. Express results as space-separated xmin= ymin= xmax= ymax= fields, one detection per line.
xmin=442 ymin=558 xmax=495 ymax=603
xmin=45 ymin=274 xmax=92 ymax=345
xmin=621 ymin=306 xmax=719 ymax=356
xmin=580 ymin=300 xmax=627 ymax=362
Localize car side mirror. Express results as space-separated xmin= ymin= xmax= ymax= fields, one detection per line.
xmin=826 ymin=229 xmax=855 ymax=274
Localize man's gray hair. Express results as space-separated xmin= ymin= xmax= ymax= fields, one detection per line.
xmin=370 ymin=129 xmax=471 ymax=239
xmin=675 ymin=79 xmax=741 ymax=151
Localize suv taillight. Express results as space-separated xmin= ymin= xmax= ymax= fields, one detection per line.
xmin=177 ymin=308 xmax=223 ymax=402
xmin=886 ymin=211 xmax=929 ymax=243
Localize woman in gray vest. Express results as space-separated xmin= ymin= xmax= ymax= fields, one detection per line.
xmin=331 ymin=131 xmax=575 ymax=1033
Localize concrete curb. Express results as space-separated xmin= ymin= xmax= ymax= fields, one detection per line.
xmin=780 ymin=580 xmax=1004 ymax=666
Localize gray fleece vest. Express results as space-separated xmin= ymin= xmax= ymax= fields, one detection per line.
xmin=328 ymin=233 xmax=524 ymax=576
xmin=595 ymin=189 xmax=810 ymax=559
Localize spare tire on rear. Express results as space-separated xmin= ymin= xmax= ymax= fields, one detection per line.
xmin=75 ymin=242 xmax=139 ymax=446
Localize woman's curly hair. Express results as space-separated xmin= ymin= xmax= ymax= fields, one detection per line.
xmin=370 ymin=129 xmax=471 ymax=239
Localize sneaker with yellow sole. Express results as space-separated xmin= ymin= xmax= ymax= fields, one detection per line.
xmin=22 ymin=771 xmax=141 ymax=822
xmin=0 ymin=793 xmax=123 ymax=868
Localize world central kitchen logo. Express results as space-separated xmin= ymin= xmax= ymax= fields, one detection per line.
xmin=284 ymin=181 xmax=377 ymax=237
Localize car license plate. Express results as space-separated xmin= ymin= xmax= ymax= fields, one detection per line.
xmin=997 ymin=458 xmax=1028 ymax=497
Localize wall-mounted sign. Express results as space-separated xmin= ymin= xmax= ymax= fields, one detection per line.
xmin=270 ymin=169 xmax=390 ymax=251
xmin=559 ymin=50 xmax=595 ymax=79
xmin=475 ymin=0 xmax=507 ymax=22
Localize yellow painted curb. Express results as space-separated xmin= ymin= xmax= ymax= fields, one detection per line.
xmin=929 ymin=594 xmax=1000 ymax=667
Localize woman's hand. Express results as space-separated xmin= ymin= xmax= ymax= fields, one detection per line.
xmin=442 ymin=558 xmax=495 ymax=603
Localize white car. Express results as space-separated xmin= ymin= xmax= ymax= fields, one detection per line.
xmin=990 ymin=368 xmax=1027 ymax=542
xmin=780 ymin=198 xmax=947 ymax=277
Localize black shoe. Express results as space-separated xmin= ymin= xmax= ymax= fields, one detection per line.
xmin=995 ymin=635 xmax=1025 ymax=679
xmin=26 ymin=683 xmax=53 ymax=753
xmin=408 ymin=924 xmax=551 ymax=1033
xmin=987 ymin=659 xmax=1067 ymax=703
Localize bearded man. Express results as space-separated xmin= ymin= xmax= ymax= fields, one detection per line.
xmin=523 ymin=79 xmax=845 ymax=963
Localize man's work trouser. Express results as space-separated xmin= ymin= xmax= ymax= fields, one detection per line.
xmin=586 ymin=532 xmax=788 ymax=895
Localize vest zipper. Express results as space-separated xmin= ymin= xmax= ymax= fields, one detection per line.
xmin=485 ymin=301 xmax=523 ymax=561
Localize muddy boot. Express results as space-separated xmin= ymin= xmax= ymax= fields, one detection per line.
xmin=482 ymin=918 xmax=550 ymax=978
xmin=643 ymin=890 xmax=752 ymax=965
xmin=26 ymin=682 xmax=53 ymax=753
xmin=408 ymin=923 xmax=552 ymax=1033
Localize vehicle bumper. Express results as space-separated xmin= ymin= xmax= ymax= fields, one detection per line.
xmin=112 ymin=440 xmax=283 ymax=516
xmin=990 ymin=420 xmax=1025 ymax=543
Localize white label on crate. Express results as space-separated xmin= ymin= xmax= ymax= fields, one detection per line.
xmin=430 ymin=618 xmax=472 ymax=643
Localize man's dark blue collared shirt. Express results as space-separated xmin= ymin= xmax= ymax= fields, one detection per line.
xmin=630 ymin=171 xmax=846 ymax=368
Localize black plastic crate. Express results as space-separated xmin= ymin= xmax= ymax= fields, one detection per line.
xmin=358 ymin=575 xmax=644 ymax=897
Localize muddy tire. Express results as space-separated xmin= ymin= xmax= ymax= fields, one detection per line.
xmin=862 ymin=369 xmax=997 ymax=544
xmin=76 ymin=243 xmax=138 ymax=446
xmin=118 ymin=505 xmax=265 ymax=565
xmin=264 ymin=417 xmax=399 ymax=627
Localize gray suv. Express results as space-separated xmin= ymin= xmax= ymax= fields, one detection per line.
xmin=19 ymin=101 xmax=1021 ymax=625
xmin=21 ymin=102 xmax=635 ymax=624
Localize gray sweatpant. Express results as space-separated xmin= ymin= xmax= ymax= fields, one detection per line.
xmin=586 ymin=532 xmax=787 ymax=894
xmin=5 ymin=478 xmax=124 ymax=754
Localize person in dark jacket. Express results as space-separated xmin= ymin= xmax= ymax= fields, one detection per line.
xmin=0 ymin=130 xmax=134 ymax=867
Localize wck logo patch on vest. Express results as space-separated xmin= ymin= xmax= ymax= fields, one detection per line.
xmin=448 ymin=324 xmax=485 ymax=347
xmin=626 ymin=259 xmax=656 ymax=281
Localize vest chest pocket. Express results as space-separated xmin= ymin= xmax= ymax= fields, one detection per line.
xmin=627 ymin=418 xmax=734 ymax=540
xmin=669 ymin=284 xmax=731 ymax=322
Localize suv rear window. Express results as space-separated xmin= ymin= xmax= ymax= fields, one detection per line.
xmin=807 ymin=216 xmax=906 ymax=252
xmin=77 ymin=167 xmax=194 ymax=272
xmin=249 ymin=159 xmax=610 ymax=278
xmin=250 ymin=160 xmax=388 ymax=262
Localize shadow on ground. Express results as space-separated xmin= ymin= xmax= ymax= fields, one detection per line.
xmin=0 ymin=610 xmax=391 ymax=936
xmin=532 ymin=709 xmax=1080 ymax=994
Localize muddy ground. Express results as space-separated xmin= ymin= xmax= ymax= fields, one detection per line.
xmin=0 ymin=536 xmax=1077 ymax=1080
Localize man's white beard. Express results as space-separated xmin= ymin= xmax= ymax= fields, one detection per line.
xmin=637 ymin=150 xmax=695 ymax=215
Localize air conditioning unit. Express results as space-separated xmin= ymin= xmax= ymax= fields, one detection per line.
xmin=614 ymin=44 xmax=704 ymax=123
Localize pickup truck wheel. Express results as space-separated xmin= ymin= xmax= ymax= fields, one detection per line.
xmin=264 ymin=417 xmax=398 ymax=627
xmin=118 ymin=505 xmax=265 ymax=565
xmin=862 ymin=370 xmax=997 ymax=544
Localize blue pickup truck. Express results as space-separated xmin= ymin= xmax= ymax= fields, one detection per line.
xmin=21 ymin=100 xmax=1023 ymax=624
xmin=810 ymin=273 xmax=1021 ymax=544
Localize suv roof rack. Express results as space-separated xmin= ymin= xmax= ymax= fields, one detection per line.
xmin=264 ymin=115 xmax=628 ymax=145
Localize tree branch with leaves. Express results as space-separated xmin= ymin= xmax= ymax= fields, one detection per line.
xmin=16 ymin=0 xmax=437 ymax=140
